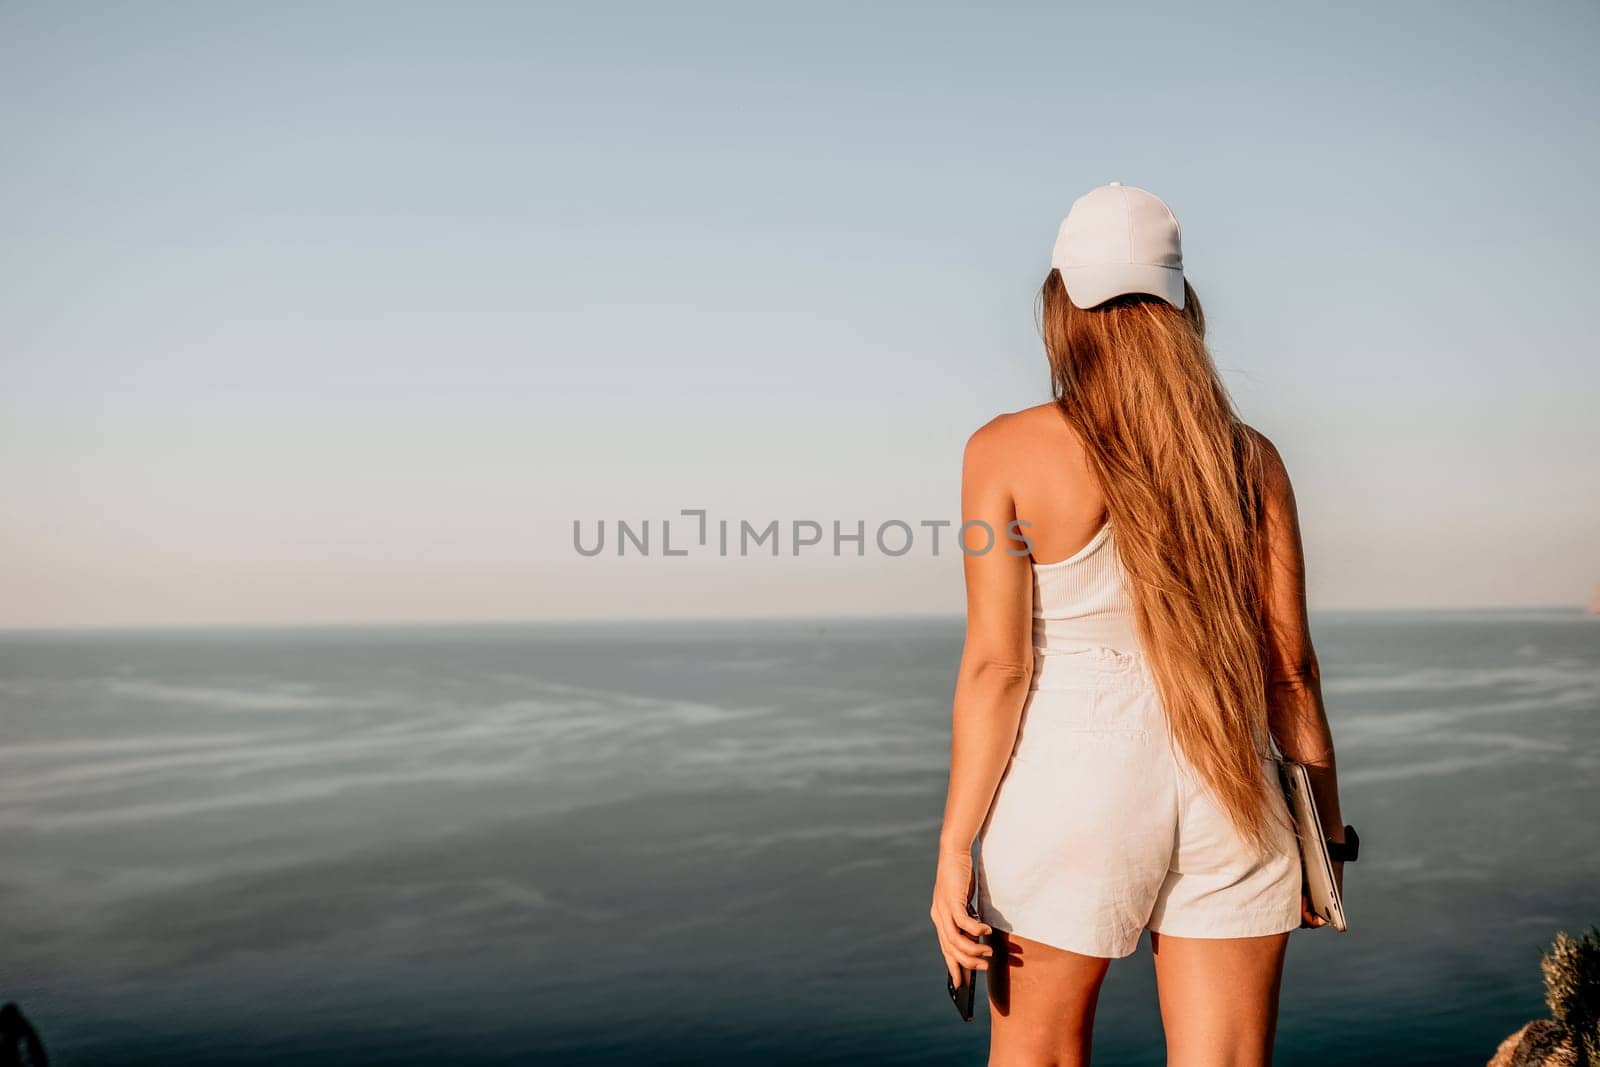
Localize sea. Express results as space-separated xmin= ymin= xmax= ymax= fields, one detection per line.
xmin=1 ymin=611 xmax=1595 ymax=1066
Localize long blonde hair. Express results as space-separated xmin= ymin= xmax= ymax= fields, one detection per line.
xmin=1038 ymin=269 xmax=1283 ymax=854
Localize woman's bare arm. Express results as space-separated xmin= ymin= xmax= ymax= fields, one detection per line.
xmin=1255 ymin=431 xmax=1346 ymax=842
xmin=937 ymin=417 xmax=1038 ymax=855
xmin=928 ymin=417 xmax=1035 ymax=983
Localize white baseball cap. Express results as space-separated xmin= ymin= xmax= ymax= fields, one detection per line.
xmin=1050 ymin=181 xmax=1185 ymax=310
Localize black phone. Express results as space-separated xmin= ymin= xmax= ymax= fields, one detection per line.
xmin=947 ymin=965 xmax=976 ymax=1022
xmin=945 ymin=901 xmax=983 ymax=1021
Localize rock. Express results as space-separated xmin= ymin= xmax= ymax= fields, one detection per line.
xmin=1487 ymin=1020 xmax=1579 ymax=1067
xmin=1490 ymin=928 xmax=1600 ymax=1067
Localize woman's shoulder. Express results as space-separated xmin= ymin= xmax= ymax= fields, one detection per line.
xmin=964 ymin=402 xmax=1063 ymax=453
xmin=962 ymin=404 xmax=1080 ymax=494
xmin=1237 ymin=422 xmax=1292 ymax=493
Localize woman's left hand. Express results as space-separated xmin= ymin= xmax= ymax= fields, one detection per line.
xmin=931 ymin=847 xmax=993 ymax=986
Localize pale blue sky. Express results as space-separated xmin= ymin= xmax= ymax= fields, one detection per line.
xmin=2 ymin=2 xmax=1597 ymax=626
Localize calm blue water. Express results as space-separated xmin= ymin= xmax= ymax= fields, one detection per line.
xmin=0 ymin=612 xmax=1595 ymax=1065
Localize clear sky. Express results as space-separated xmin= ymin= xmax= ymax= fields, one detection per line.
xmin=2 ymin=1 xmax=1597 ymax=627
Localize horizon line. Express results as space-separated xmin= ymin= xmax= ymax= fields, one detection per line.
xmin=0 ymin=603 xmax=1591 ymax=638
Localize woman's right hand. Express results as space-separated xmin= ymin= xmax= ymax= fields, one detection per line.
xmin=1301 ymin=859 xmax=1344 ymax=928
xmin=930 ymin=846 xmax=993 ymax=986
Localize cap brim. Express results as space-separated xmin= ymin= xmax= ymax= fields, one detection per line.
xmin=1059 ymin=263 xmax=1185 ymax=310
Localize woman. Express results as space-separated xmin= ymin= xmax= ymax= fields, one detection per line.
xmin=930 ymin=182 xmax=1350 ymax=1066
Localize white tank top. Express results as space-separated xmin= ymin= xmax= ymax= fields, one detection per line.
xmin=1031 ymin=518 xmax=1143 ymax=655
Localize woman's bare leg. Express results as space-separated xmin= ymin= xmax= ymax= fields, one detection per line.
xmin=986 ymin=931 xmax=1113 ymax=1067
xmin=1149 ymin=930 xmax=1289 ymax=1067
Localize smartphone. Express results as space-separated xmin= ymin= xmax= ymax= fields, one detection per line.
xmin=945 ymin=901 xmax=983 ymax=1021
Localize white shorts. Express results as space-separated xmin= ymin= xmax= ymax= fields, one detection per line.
xmin=975 ymin=644 xmax=1304 ymax=959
